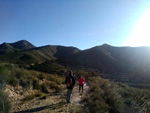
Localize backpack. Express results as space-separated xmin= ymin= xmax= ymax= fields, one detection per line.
xmin=66 ymin=75 xmax=73 ymax=88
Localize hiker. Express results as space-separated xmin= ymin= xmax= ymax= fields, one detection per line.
xmin=65 ymin=70 xmax=76 ymax=103
xmin=78 ymin=75 xmax=86 ymax=93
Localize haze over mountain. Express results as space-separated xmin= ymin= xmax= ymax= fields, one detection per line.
xmin=58 ymin=44 xmax=150 ymax=74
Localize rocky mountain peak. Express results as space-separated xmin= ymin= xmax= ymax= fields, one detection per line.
xmin=10 ymin=40 xmax=36 ymax=50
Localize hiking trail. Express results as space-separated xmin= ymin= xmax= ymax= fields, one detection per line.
xmin=6 ymin=84 xmax=89 ymax=113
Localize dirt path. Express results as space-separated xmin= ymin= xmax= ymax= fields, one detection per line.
xmin=72 ymin=85 xmax=89 ymax=105
xmin=6 ymin=84 xmax=89 ymax=113
xmin=45 ymin=85 xmax=89 ymax=113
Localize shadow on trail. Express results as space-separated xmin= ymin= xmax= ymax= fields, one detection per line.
xmin=13 ymin=101 xmax=67 ymax=113
xmin=13 ymin=105 xmax=52 ymax=113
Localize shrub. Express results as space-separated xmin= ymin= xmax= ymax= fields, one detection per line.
xmin=87 ymin=77 xmax=129 ymax=113
xmin=76 ymin=70 xmax=89 ymax=80
xmin=40 ymin=95 xmax=48 ymax=99
xmin=47 ymin=74 xmax=64 ymax=85
xmin=38 ymin=74 xmax=44 ymax=80
xmin=72 ymin=106 xmax=83 ymax=113
xmin=49 ymin=82 xmax=57 ymax=89
xmin=0 ymin=90 xmax=11 ymax=113
xmin=91 ymin=100 xmax=109 ymax=113
xmin=34 ymin=92 xmax=42 ymax=97
xmin=19 ymin=79 xmax=31 ymax=88
xmin=0 ymin=66 xmax=10 ymax=85
xmin=39 ymin=84 xmax=48 ymax=93
xmin=22 ymin=94 xmax=35 ymax=102
xmin=32 ymin=79 xmax=40 ymax=89
xmin=47 ymin=81 xmax=61 ymax=93
xmin=8 ymin=77 xmax=18 ymax=86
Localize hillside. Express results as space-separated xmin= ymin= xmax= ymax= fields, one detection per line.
xmin=0 ymin=40 xmax=80 ymax=65
xmin=58 ymin=45 xmax=118 ymax=73
xmin=58 ymin=44 xmax=150 ymax=74
xmin=1 ymin=40 xmax=150 ymax=87
xmin=55 ymin=44 xmax=150 ymax=88
xmin=1 ymin=40 xmax=150 ymax=74
xmin=0 ymin=43 xmax=16 ymax=54
xmin=101 ymin=44 xmax=150 ymax=72
xmin=0 ymin=40 xmax=36 ymax=57
xmin=0 ymin=40 xmax=35 ymax=51
xmin=1 ymin=63 xmax=150 ymax=113
xmin=1 ymin=40 xmax=150 ymax=112
xmin=0 ymin=43 xmax=15 ymax=50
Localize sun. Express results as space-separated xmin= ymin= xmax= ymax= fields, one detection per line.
xmin=124 ymin=8 xmax=150 ymax=47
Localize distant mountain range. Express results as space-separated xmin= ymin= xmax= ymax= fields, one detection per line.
xmin=1 ymin=40 xmax=150 ymax=76
xmin=58 ymin=44 xmax=150 ymax=75
xmin=0 ymin=40 xmax=80 ymax=64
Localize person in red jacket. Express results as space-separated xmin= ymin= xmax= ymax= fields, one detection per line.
xmin=78 ymin=75 xmax=86 ymax=93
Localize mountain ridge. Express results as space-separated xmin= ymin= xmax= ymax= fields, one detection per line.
xmin=0 ymin=40 xmax=80 ymax=65
xmin=0 ymin=40 xmax=36 ymax=51
xmin=1 ymin=40 xmax=150 ymax=75
xmin=1 ymin=40 xmax=150 ymax=51
xmin=0 ymin=42 xmax=14 ymax=49
xmin=9 ymin=40 xmax=36 ymax=50
xmin=1 ymin=40 xmax=150 ymax=88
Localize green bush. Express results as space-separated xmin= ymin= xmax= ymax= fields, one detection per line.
xmin=22 ymin=94 xmax=35 ymax=103
xmin=0 ymin=66 xmax=10 ymax=86
xmin=38 ymin=74 xmax=44 ymax=80
xmin=47 ymin=81 xmax=61 ymax=93
xmin=86 ymin=76 xmax=150 ymax=113
xmin=32 ymin=79 xmax=40 ymax=89
xmin=49 ymin=82 xmax=57 ymax=89
xmin=34 ymin=92 xmax=42 ymax=97
xmin=39 ymin=84 xmax=48 ymax=93
xmin=72 ymin=106 xmax=84 ymax=113
xmin=0 ymin=90 xmax=11 ymax=113
xmin=0 ymin=63 xmax=65 ymax=91
xmin=8 ymin=77 xmax=18 ymax=86
xmin=19 ymin=79 xmax=31 ymax=88
xmin=76 ymin=70 xmax=89 ymax=80
xmin=0 ymin=63 xmax=11 ymax=112
xmin=40 ymin=95 xmax=48 ymax=99
xmin=86 ymin=77 xmax=129 ymax=113
xmin=91 ymin=100 xmax=109 ymax=113
xmin=47 ymin=74 xmax=64 ymax=85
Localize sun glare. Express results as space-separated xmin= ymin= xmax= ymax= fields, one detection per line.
xmin=124 ymin=8 xmax=150 ymax=47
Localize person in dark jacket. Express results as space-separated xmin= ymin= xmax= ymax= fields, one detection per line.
xmin=65 ymin=70 xmax=76 ymax=103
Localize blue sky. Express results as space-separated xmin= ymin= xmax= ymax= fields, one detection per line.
xmin=0 ymin=0 xmax=149 ymax=50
